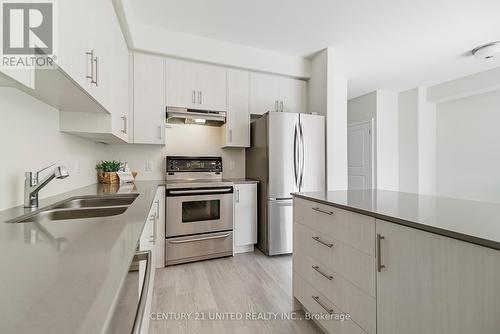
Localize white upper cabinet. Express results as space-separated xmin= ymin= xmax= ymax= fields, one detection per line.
xmin=132 ymin=53 xmax=166 ymax=145
xmin=249 ymin=72 xmax=307 ymax=115
xmin=57 ymin=0 xmax=94 ymax=90
xmin=196 ymin=63 xmax=227 ymax=111
xmin=165 ymin=58 xmax=197 ymax=109
xmin=249 ymin=72 xmax=280 ymax=114
xmin=165 ymin=58 xmax=227 ymax=111
xmin=280 ymin=77 xmax=307 ymax=113
xmin=222 ymin=69 xmax=250 ymax=148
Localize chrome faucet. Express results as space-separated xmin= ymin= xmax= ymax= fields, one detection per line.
xmin=24 ymin=164 xmax=69 ymax=208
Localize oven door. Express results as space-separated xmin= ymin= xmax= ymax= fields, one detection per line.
xmin=166 ymin=187 xmax=233 ymax=237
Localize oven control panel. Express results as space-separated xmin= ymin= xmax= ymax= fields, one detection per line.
xmin=167 ymin=156 xmax=223 ymax=173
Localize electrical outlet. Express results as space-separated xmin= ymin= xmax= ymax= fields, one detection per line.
xmin=145 ymin=160 xmax=153 ymax=172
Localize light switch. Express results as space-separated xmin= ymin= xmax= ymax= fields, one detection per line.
xmin=145 ymin=160 xmax=153 ymax=172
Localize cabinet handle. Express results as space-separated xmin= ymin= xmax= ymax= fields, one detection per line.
xmin=275 ymin=100 xmax=278 ymax=112
xmin=86 ymin=50 xmax=96 ymax=85
xmin=312 ymin=296 xmax=333 ymax=314
xmin=158 ymin=125 xmax=163 ymax=140
xmin=229 ymin=129 xmax=233 ymax=143
xmin=236 ymin=189 xmax=240 ymax=203
xmin=312 ymin=207 xmax=334 ymax=215
xmin=312 ymin=265 xmax=333 ymax=280
xmin=121 ymin=115 xmax=127 ymax=134
xmin=377 ymin=234 xmax=386 ymax=272
xmin=280 ymin=101 xmax=284 ymax=112
xmin=94 ymin=56 xmax=99 ymax=87
xmin=198 ymin=91 xmax=203 ymax=104
xmin=312 ymin=236 xmax=334 ymax=248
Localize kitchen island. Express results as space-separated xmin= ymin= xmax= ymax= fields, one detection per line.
xmin=0 ymin=181 xmax=165 ymax=334
xmin=292 ymin=190 xmax=500 ymax=334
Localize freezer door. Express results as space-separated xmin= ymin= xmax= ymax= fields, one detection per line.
xmin=298 ymin=114 xmax=326 ymax=192
xmin=267 ymin=198 xmax=293 ymax=255
xmin=268 ymin=112 xmax=300 ymax=198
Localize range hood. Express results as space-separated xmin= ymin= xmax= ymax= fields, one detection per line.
xmin=166 ymin=106 xmax=226 ymax=126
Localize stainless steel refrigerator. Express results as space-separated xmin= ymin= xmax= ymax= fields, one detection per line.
xmin=246 ymin=111 xmax=325 ymax=255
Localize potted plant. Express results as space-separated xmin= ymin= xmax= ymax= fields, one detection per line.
xmin=95 ymin=160 xmax=123 ymax=184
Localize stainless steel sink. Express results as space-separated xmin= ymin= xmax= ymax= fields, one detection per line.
xmin=12 ymin=207 xmax=129 ymax=223
xmin=51 ymin=194 xmax=138 ymax=209
xmin=6 ymin=194 xmax=139 ymax=224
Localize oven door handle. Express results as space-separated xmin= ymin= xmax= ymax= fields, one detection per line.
xmin=132 ymin=250 xmax=152 ymax=334
xmin=168 ymin=233 xmax=231 ymax=244
xmin=167 ymin=188 xmax=233 ymax=196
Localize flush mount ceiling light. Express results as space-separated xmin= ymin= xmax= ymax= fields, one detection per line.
xmin=471 ymin=41 xmax=500 ymax=60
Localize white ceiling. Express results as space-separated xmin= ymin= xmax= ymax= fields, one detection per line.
xmin=131 ymin=0 xmax=500 ymax=98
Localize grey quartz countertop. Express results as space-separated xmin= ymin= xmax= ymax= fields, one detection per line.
xmin=293 ymin=189 xmax=500 ymax=251
xmin=224 ymin=178 xmax=260 ymax=184
xmin=0 ymin=180 xmax=165 ymax=334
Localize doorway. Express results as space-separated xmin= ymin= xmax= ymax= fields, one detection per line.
xmin=348 ymin=120 xmax=373 ymax=189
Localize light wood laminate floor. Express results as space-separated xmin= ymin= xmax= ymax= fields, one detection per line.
xmin=150 ymin=250 xmax=322 ymax=334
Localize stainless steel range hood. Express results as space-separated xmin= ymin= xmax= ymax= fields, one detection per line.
xmin=166 ymin=106 xmax=226 ymax=126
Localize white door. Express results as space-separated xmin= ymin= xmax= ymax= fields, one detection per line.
xmin=165 ymin=58 xmax=197 ymax=108
xmin=132 ymin=53 xmax=165 ymax=144
xmin=348 ymin=121 xmax=372 ymax=189
xmin=279 ymin=77 xmax=307 ymax=113
xmin=249 ymin=72 xmax=280 ymax=115
xmin=234 ymin=184 xmax=257 ymax=247
xmin=196 ymin=63 xmax=227 ymax=111
xmin=223 ymin=69 xmax=250 ymax=147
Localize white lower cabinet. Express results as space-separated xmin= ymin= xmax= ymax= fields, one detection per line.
xmin=294 ymin=198 xmax=500 ymax=334
xmin=153 ymin=187 xmax=165 ymax=268
xmin=233 ymin=183 xmax=257 ymax=254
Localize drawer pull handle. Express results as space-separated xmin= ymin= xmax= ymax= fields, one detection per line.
xmin=169 ymin=233 xmax=230 ymax=244
xmin=312 ymin=207 xmax=334 ymax=215
xmin=312 ymin=236 xmax=334 ymax=248
xmin=312 ymin=265 xmax=333 ymax=280
xmin=312 ymin=296 xmax=334 ymax=314
xmin=377 ymin=234 xmax=386 ymax=272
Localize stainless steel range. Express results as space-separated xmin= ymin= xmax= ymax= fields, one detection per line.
xmin=165 ymin=156 xmax=233 ymax=266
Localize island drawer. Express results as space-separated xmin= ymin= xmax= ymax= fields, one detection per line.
xmin=294 ymin=222 xmax=376 ymax=296
xmin=294 ymin=273 xmax=368 ymax=334
xmin=294 ymin=251 xmax=376 ymax=333
xmin=294 ymin=197 xmax=375 ymax=256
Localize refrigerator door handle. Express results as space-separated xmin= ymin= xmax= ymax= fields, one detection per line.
xmin=293 ymin=121 xmax=299 ymax=189
xmin=298 ymin=120 xmax=305 ymax=190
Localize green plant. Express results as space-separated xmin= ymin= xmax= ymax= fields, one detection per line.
xmin=95 ymin=160 xmax=122 ymax=173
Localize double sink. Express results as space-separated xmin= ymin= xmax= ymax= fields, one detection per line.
xmin=7 ymin=194 xmax=139 ymax=224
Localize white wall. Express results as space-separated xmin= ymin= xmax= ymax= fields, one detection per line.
xmin=103 ymin=124 xmax=245 ymax=180
xmin=0 ymin=88 xmax=106 ymax=210
xmin=436 ymin=90 xmax=500 ymax=202
xmin=376 ymin=91 xmax=399 ymax=191
xmin=308 ymin=48 xmax=348 ymax=191
xmin=398 ymin=88 xmax=419 ymax=192
xmin=347 ymin=91 xmax=376 ymax=124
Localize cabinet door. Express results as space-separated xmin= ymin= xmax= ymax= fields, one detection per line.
xmin=280 ymin=77 xmax=307 ymax=113
xmin=223 ymin=69 xmax=250 ymax=147
xmin=133 ymin=53 xmax=165 ymax=144
xmin=249 ymin=72 xmax=280 ymax=115
xmin=154 ymin=187 xmax=165 ymax=268
xmin=377 ymin=219 xmax=500 ymax=334
xmin=234 ymin=184 xmax=258 ymax=247
xmin=196 ymin=63 xmax=227 ymax=111
xmin=58 ymin=0 xmax=94 ymax=89
xmin=165 ymin=58 xmax=197 ymax=108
